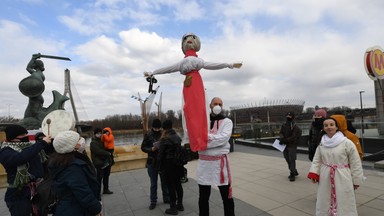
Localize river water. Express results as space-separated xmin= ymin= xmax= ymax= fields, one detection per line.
xmin=85 ymin=131 xmax=186 ymax=147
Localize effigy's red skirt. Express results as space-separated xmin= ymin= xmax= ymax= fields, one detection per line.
xmin=183 ymin=71 xmax=208 ymax=152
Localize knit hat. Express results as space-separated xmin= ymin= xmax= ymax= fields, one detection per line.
xmin=162 ymin=120 xmax=173 ymax=130
xmin=93 ymin=128 xmax=102 ymax=135
xmin=53 ymin=130 xmax=80 ymax=154
xmin=314 ymin=109 xmax=327 ymax=118
xmin=152 ymin=119 xmax=162 ymax=128
xmin=4 ymin=124 xmax=28 ymax=141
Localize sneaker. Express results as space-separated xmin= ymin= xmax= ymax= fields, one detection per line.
xmin=176 ymin=204 xmax=184 ymax=211
xmin=103 ymin=189 xmax=113 ymax=194
xmin=165 ymin=208 xmax=178 ymax=215
xmin=288 ymin=174 xmax=295 ymax=182
xmin=149 ymin=203 xmax=156 ymax=210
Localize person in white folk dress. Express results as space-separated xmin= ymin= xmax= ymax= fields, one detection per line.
xmin=307 ymin=117 xmax=364 ymax=216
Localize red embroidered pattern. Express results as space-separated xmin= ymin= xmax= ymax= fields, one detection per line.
xmin=322 ymin=163 xmax=350 ymax=216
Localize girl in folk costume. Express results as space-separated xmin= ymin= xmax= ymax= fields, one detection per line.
xmin=307 ymin=117 xmax=364 ymax=216
xmin=144 ymin=33 xmax=242 ymax=152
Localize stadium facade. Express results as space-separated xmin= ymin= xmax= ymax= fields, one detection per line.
xmin=229 ymin=99 xmax=305 ymax=124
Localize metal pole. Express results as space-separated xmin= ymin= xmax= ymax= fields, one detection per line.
xmin=359 ymin=90 xmax=365 ymax=154
xmin=7 ymin=104 xmax=11 ymax=119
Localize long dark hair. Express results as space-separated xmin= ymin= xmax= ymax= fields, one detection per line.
xmin=48 ymin=152 xmax=76 ymax=168
xmin=319 ymin=117 xmax=340 ymax=137
xmin=48 ymin=151 xmax=96 ymax=175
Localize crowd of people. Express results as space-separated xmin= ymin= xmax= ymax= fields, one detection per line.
xmin=278 ymin=108 xmax=364 ymax=216
xmin=0 ymin=125 xmax=115 ymax=215
xmin=0 ymin=101 xmax=366 ymax=216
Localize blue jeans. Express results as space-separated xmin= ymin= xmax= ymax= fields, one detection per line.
xmin=147 ymin=163 xmax=169 ymax=204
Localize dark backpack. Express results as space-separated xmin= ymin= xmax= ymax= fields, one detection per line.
xmin=32 ymin=170 xmax=62 ymax=215
xmin=174 ymin=144 xmax=188 ymax=167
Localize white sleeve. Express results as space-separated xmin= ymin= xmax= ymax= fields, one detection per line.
xmin=152 ymin=62 xmax=181 ymax=75
xmin=207 ymin=119 xmax=233 ymax=149
xmin=309 ymin=144 xmax=322 ymax=175
xmin=203 ymin=61 xmax=233 ymax=70
xmin=346 ymin=140 xmax=364 ymax=185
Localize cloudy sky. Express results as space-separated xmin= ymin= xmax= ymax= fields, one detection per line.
xmin=1 ymin=0 xmax=383 ymax=121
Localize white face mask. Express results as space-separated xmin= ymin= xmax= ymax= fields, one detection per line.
xmin=212 ymin=105 xmax=222 ymax=115
xmin=95 ymin=134 xmax=101 ymax=138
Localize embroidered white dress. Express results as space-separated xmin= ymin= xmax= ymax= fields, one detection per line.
xmin=308 ymin=132 xmax=364 ymax=216
xmin=196 ymin=118 xmax=232 ymax=186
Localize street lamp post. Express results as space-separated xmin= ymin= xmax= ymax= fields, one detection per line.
xmin=359 ymin=91 xmax=365 ymax=154
xmin=7 ymin=104 xmax=11 ymax=120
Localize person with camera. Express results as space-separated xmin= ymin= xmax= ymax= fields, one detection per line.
xmin=141 ymin=119 xmax=170 ymax=210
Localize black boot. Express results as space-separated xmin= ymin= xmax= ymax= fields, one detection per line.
xmin=103 ymin=189 xmax=113 ymax=194
xmin=176 ymin=203 xmax=184 ymax=211
xmin=288 ymin=173 xmax=295 ymax=182
xmin=165 ymin=207 xmax=178 ymax=215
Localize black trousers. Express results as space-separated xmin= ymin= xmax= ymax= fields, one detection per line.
xmin=96 ymin=165 xmax=111 ymax=193
xmin=283 ymin=146 xmax=297 ymax=174
xmin=198 ymin=184 xmax=235 ymax=216
xmin=164 ymin=160 xmax=183 ymax=208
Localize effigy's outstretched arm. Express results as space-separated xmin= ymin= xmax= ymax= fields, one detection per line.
xmin=203 ymin=62 xmax=242 ymax=70
xmin=144 ymin=62 xmax=181 ymax=77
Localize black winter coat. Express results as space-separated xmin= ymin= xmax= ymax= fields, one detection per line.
xmin=308 ymin=119 xmax=324 ymax=161
xmin=0 ymin=141 xmax=47 ymax=202
xmin=279 ymin=121 xmax=302 ymax=148
xmin=49 ymin=152 xmax=101 ymax=216
xmin=141 ymin=129 xmax=162 ymax=167
xmin=90 ymin=136 xmax=111 ymax=168
xmin=157 ymin=129 xmax=183 ymax=177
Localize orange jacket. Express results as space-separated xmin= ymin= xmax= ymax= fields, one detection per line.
xmin=331 ymin=115 xmax=363 ymax=160
xmin=101 ymin=127 xmax=115 ymax=150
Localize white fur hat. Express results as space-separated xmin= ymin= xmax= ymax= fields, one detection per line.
xmin=53 ymin=130 xmax=80 ymax=154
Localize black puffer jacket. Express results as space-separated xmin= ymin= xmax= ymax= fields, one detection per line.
xmin=157 ymin=129 xmax=182 ymax=174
